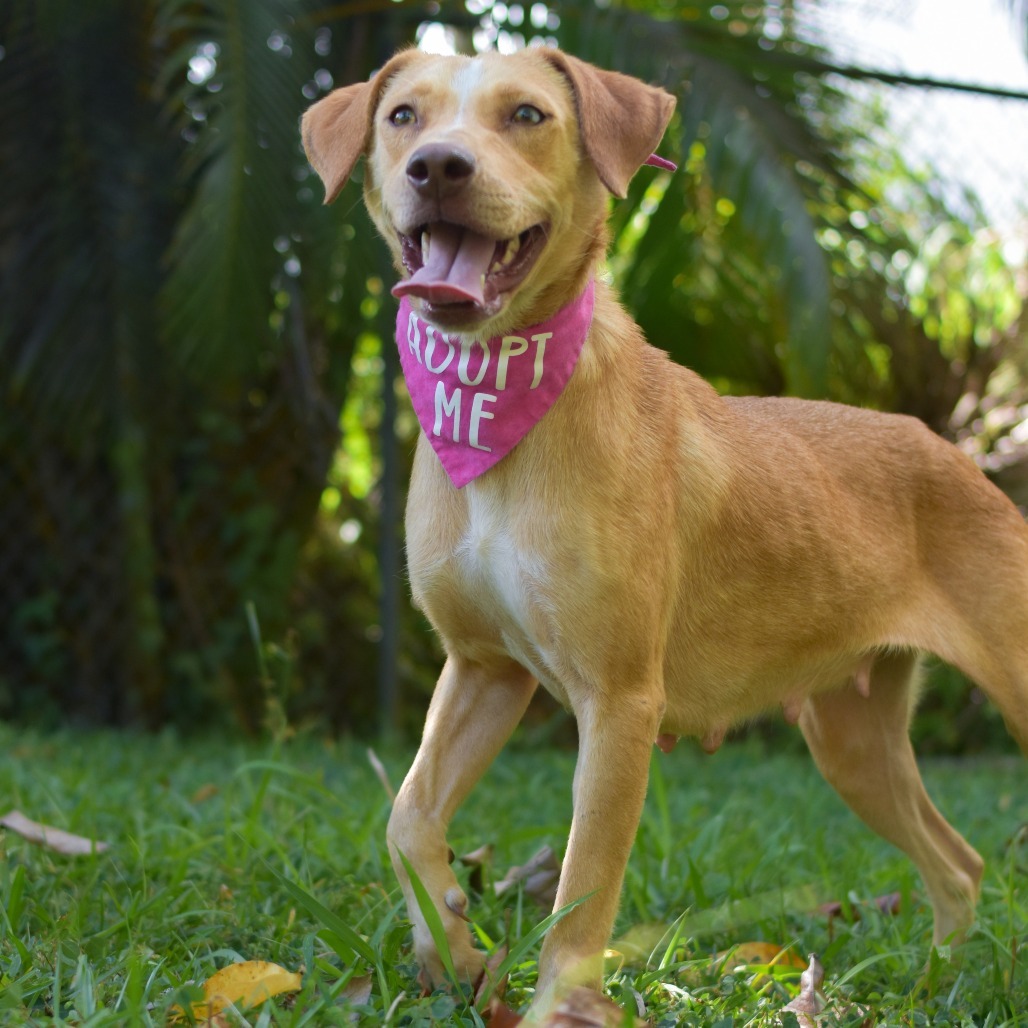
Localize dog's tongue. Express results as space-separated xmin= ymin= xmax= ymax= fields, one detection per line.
xmin=392 ymin=223 xmax=496 ymax=306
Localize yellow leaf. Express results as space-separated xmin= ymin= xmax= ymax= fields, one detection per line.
xmin=173 ymin=960 xmax=303 ymax=1022
xmin=717 ymin=941 xmax=805 ymax=970
xmin=716 ymin=941 xmax=806 ymax=988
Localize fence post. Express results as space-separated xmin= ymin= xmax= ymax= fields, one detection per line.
xmin=376 ymin=268 xmax=401 ymax=740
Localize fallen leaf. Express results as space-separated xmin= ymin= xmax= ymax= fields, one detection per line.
xmin=485 ymin=998 xmax=523 ymax=1026
xmin=486 ymin=987 xmax=641 ymax=1028
xmin=462 ymin=843 xmax=495 ymax=865
xmin=0 ymin=810 xmax=109 ymax=856
xmin=717 ymin=940 xmax=806 ymax=970
xmin=172 ymin=960 xmax=303 ymax=1022
xmin=494 ymin=846 xmax=561 ymax=908
xmin=191 ymin=783 xmax=219 ymax=804
xmin=460 ymin=842 xmax=495 ymax=894
xmin=366 ymin=748 xmax=395 ymax=801
xmin=714 ymin=941 xmax=806 ymax=988
xmin=781 ymin=953 xmax=826 ymax=1028
xmin=340 ymin=974 xmax=372 ymax=1022
xmin=818 ymin=891 xmax=903 ymax=936
xmin=546 ymin=986 xmax=644 ymax=1027
xmin=198 ymin=1013 xmax=232 ymax=1028
xmin=475 ymin=944 xmax=510 ymax=1009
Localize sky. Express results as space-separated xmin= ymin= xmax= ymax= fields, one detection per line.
xmin=838 ymin=0 xmax=1028 ymax=88
xmin=812 ymin=0 xmax=1028 ymax=244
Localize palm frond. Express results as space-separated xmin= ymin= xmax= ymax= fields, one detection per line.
xmin=0 ymin=0 xmax=177 ymax=431
xmin=554 ymin=1 xmax=844 ymax=395
xmin=157 ymin=0 xmax=319 ymax=383
xmin=676 ymin=56 xmax=833 ymax=394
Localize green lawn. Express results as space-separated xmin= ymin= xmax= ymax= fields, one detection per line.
xmin=0 ymin=723 xmax=1024 ymax=1025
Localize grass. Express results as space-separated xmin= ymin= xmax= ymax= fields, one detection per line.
xmin=0 ymin=722 xmax=1025 ymax=1025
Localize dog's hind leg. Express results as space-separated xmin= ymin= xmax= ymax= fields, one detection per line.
xmin=799 ymin=651 xmax=984 ymax=947
xmin=934 ymin=630 xmax=1028 ymax=758
xmin=388 ymin=655 xmax=537 ymax=986
xmin=915 ymin=459 xmax=1028 ymax=755
xmin=926 ymin=591 xmax=1028 ymax=758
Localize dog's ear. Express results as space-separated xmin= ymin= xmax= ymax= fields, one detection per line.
xmin=541 ymin=51 xmax=676 ymax=199
xmin=302 ymin=49 xmax=423 ymax=204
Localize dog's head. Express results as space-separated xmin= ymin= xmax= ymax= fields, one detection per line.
xmin=302 ymin=48 xmax=675 ymax=331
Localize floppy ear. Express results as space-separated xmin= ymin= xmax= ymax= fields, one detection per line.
xmin=301 ymin=49 xmax=423 ymax=204
xmin=541 ymin=50 xmax=676 ymax=199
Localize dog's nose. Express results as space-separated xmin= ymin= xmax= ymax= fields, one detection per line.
xmin=406 ymin=143 xmax=476 ymax=196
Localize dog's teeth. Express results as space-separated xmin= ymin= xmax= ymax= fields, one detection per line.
xmin=489 ymin=236 xmax=521 ymax=274
xmin=502 ymin=236 xmax=520 ymax=265
xmin=421 ymin=231 xmax=430 ymax=264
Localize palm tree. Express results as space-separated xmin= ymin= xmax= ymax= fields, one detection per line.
xmin=0 ymin=0 xmax=1021 ymax=735
xmin=0 ymin=0 xmax=411 ymax=726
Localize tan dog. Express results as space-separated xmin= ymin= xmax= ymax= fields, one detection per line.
xmin=303 ymin=47 xmax=1028 ymax=1008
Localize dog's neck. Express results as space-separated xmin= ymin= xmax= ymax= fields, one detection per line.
xmin=395 ymin=281 xmax=596 ymax=488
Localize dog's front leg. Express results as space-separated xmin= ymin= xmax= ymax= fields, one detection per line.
xmin=388 ymin=654 xmax=536 ymax=987
xmin=535 ymin=687 xmax=664 ymax=1004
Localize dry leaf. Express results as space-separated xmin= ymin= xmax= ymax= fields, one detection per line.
xmin=462 ymin=843 xmax=495 ymax=866
xmin=0 ymin=810 xmax=109 ymax=856
xmin=546 ymin=986 xmax=643 ymax=1027
xmin=718 ymin=941 xmax=806 ymax=970
xmin=818 ymin=891 xmax=903 ymax=936
xmin=781 ymin=953 xmax=826 ymax=1028
xmin=494 ymin=846 xmax=561 ymax=908
xmin=715 ymin=941 xmax=806 ymax=988
xmin=774 ymin=953 xmax=873 ymax=1028
xmin=340 ymin=974 xmax=372 ymax=1022
xmin=366 ymin=748 xmax=395 ymax=801
xmin=460 ymin=843 xmax=495 ymax=894
xmin=474 ymin=944 xmax=510 ymax=1009
xmin=191 ymin=783 xmax=219 ymax=804
xmin=485 ymin=998 xmax=524 ymax=1026
xmin=486 ymin=987 xmax=641 ymax=1028
xmin=172 ymin=960 xmax=303 ymax=1022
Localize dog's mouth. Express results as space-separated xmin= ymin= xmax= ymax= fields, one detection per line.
xmin=392 ymin=221 xmax=547 ymax=322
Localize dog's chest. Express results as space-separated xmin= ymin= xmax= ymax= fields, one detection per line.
xmin=412 ymin=483 xmax=566 ymax=693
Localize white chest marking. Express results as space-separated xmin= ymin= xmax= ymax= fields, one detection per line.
xmin=458 ymin=485 xmax=525 ymax=617
xmin=452 ymin=486 xmax=566 ymax=694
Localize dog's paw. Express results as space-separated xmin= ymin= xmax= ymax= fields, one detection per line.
xmin=415 ymin=935 xmax=486 ymax=990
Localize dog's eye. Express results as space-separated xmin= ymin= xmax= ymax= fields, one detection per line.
xmin=389 ymin=105 xmax=417 ymax=127
xmin=512 ymin=104 xmax=545 ymax=126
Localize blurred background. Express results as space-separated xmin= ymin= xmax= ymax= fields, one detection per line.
xmin=1 ymin=0 xmax=1025 ymax=750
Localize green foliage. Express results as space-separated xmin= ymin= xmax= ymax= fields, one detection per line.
xmin=0 ymin=727 xmax=1024 ymax=1023
xmin=0 ymin=0 xmax=1024 ymax=740
xmin=0 ymin=0 xmax=423 ymax=730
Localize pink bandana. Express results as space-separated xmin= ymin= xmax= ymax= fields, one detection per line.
xmin=396 ymin=281 xmax=595 ymax=488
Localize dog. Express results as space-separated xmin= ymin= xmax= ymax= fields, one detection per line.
xmin=302 ymin=46 xmax=1028 ymax=1010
